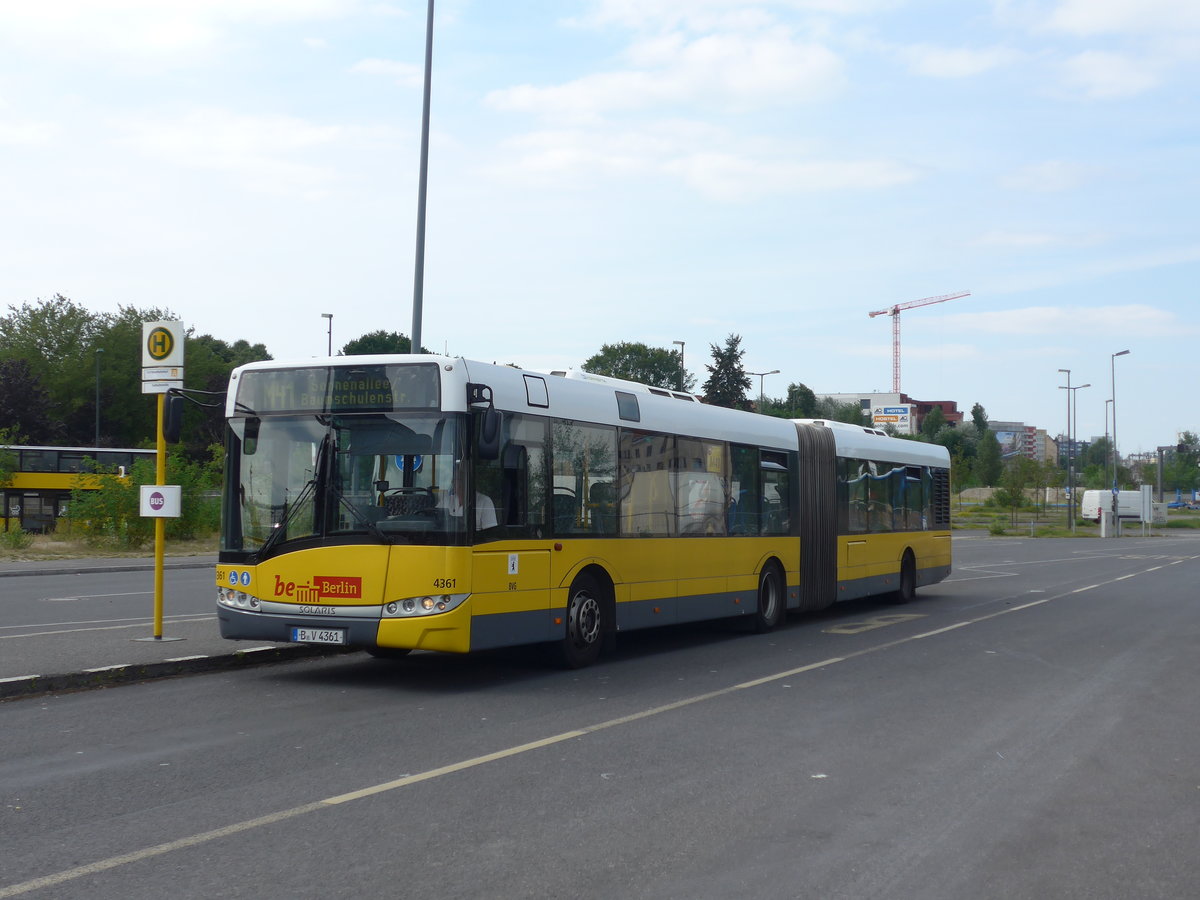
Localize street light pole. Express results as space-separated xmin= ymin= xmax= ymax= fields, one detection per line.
xmin=94 ymin=347 xmax=104 ymax=447
xmin=1064 ymin=382 xmax=1091 ymax=531
xmin=1058 ymin=369 xmax=1072 ymax=531
xmin=747 ymin=370 xmax=779 ymax=407
xmin=1104 ymin=398 xmax=1113 ymax=495
xmin=410 ymin=0 xmax=436 ymax=355
xmin=321 ymin=313 xmax=333 ymax=356
xmin=1111 ymin=349 xmax=1130 ymax=535
xmin=672 ymin=340 xmax=685 ymax=391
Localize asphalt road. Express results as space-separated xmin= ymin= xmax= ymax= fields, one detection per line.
xmin=2 ymin=534 xmax=1199 ymax=899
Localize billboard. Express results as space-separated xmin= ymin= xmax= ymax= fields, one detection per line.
xmin=872 ymin=404 xmax=914 ymax=433
xmin=995 ymin=431 xmax=1023 ymax=459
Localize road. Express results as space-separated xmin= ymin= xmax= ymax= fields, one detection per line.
xmin=2 ymin=535 xmax=1199 ymax=899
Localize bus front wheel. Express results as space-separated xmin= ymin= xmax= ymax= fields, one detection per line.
xmin=558 ymin=573 xmax=607 ymax=669
xmin=752 ymin=563 xmax=785 ymax=633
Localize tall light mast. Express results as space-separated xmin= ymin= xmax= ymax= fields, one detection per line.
xmin=868 ymin=291 xmax=970 ymax=393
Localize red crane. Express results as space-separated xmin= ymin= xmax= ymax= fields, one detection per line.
xmin=868 ymin=291 xmax=970 ymax=393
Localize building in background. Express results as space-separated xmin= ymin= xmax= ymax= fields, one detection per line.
xmin=819 ymin=392 xmax=963 ymax=436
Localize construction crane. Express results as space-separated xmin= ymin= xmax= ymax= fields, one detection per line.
xmin=868 ymin=291 xmax=970 ymax=393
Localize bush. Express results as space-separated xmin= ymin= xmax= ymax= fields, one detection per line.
xmin=66 ymin=447 xmax=222 ymax=549
xmin=0 ymin=525 xmax=34 ymax=551
xmin=988 ymin=520 xmax=1007 ymax=536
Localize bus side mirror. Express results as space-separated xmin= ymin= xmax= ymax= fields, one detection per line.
xmin=478 ymin=407 xmax=502 ymax=461
xmin=163 ymin=394 xmax=185 ymax=443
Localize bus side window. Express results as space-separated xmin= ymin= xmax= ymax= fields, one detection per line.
xmin=475 ymin=412 xmax=549 ymax=541
xmin=760 ymin=451 xmax=789 ymax=535
xmin=730 ymin=445 xmax=759 ymax=535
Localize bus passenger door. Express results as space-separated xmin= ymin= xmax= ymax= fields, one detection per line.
xmin=468 ymin=415 xmax=555 ymax=650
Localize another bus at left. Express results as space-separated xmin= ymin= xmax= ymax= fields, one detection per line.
xmin=1 ymin=445 xmax=154 ymax=533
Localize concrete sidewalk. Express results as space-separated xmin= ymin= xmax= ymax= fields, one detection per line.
xmin=0 ymin=555 xmax=353 ymax=700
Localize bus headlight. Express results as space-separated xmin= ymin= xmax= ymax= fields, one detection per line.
xmin=218 ymin=588 xmax=263 ymax=611
xmin=382 ymin=593 xmax=469 ymax=618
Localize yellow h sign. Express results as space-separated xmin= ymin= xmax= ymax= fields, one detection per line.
xmin=141 ymin=320 xmax=184 ymax=368
xmin=147 ymin=327 xmax=174 ymax=361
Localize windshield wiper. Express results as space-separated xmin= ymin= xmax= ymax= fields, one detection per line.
xmin=254 ymin=476 xmax=318 ymax=559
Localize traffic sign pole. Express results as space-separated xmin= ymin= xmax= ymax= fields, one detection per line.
xmin=134 ymin=368 xmax=183 ymax=641
xmin=134 ymin=321 xmax=184 ymax=642
xmin=154 ymin=392 xmax=166 ymax=639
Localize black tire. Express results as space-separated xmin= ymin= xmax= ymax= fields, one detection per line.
xmin=752 ymin=563 xmax=786 ymax=633
xmin=367 ymin=647 xmax=412 ymax=660
xmin=557 ymin=573 xmax=607 ymax=669
xmin=892 ymin=552 xmax=916 ymax=604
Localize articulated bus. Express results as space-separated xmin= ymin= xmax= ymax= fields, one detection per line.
xmin=216 ymin=356 xmax=951 ymax=667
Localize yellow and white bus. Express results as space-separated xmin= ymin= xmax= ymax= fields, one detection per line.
xmin=216 ymin=357 xmax=951 ymax=667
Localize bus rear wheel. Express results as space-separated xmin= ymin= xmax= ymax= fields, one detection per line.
xmin=752 ymin=563 xmax=785 ymax=633
xmin=557 ymin=573 xmax=607 ymax=669
xmin=891 ymin=552 xmax=917 ymax=604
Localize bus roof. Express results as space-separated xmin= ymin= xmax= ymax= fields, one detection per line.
xmin=226 ymin=356 xmax=949 ymax=467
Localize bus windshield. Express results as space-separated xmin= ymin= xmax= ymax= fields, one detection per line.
xmin=222 ymin=411 xmax=470 ymax=555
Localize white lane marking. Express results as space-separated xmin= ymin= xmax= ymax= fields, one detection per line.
xmin=39 ymin=591 xmax=155 ymax=601
xmin=1 ymin=557 xmax=1194 ymax=898
xmin=0 ymin=617 xmax=215 ymax=639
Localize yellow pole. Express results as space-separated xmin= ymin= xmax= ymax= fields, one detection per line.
xmin=154 ymin=392 xmax=166 ymax=639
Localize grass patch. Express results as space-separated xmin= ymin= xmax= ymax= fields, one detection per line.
xmin=0 ymin=531 xmax=217 ymax=561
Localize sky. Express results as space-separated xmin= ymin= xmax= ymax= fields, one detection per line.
xmin=1 ymin=0 xmax=1197 ymax=457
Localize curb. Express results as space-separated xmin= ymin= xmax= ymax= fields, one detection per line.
xmin=0 ymin=644 xmax=358 ymax=701
xmin=0 ymin=560 xmax=216 ymax=579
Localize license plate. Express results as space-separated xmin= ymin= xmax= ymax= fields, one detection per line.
xmin=291 ymin=627 xmax=347 ymax=645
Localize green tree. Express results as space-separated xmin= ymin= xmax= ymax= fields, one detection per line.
xmin=970 ymin=402 xmax=988 ymax=437
xmin=920 ymin=406 xmax=946 ymax=439
xmin=759 ymin=382 xmax=819 ymax=419
xmin=582 ymin=341 xmax=693 ymax=391
xmin=993 ymin=458 xmax=1040 ymax=526
xmin=950 ymin=448 xmax=972 ymax=500
xmin=0 ymin=358 xmax=61 ymax=443
xmin=702 ymin=334 xmax=752 ymax=410
xmin=976 ymin=428 xmax=1003 ymax=487
xmin=0 ymin=294 xmax=103 ymax=443
xmin=1160 ymin=432 xmax=1200 ymax=494
xmin=813 ymin=397 xmax=868 ymax=425
xmin=0 ymin=425 xmax=21 ymax=488
xmin=341 ymin=331 xmax=428 ymax=355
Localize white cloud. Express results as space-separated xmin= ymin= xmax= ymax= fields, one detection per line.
xmin=1045 ymin=0 xmax=1200 ymax=37
xmin=113 ymin=108 xmax=343 ymax=196
xmin=899 ymin=44 xmax=1019 ymax=78
xmin=351 ymin=58 xmax=424 ymax=87
xmin=0 ymin=118 xmax=57 ymax=145
xmin=577 ymin=0 xmax=890 ymax=32
xmin=488 ymin=28 xmax=844 ymax=121
xmin=0 ymin=0 xmax=359 ymax=59
xmin=941 ymin=304 xmax=1190 ymax=338
xmin=662 ymin=151 xmax=915 ymax=199
xmin=1002 ymin=159 xmax=1093 ymax=192
xmin=488 ymin=124 xmax=915 ymax=200
xmin=1060 ymin=51 xmax=1160 ymax=99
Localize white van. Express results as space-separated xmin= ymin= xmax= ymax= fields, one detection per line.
xmin=1080 ymin=490 xmax=1143 ymax=523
